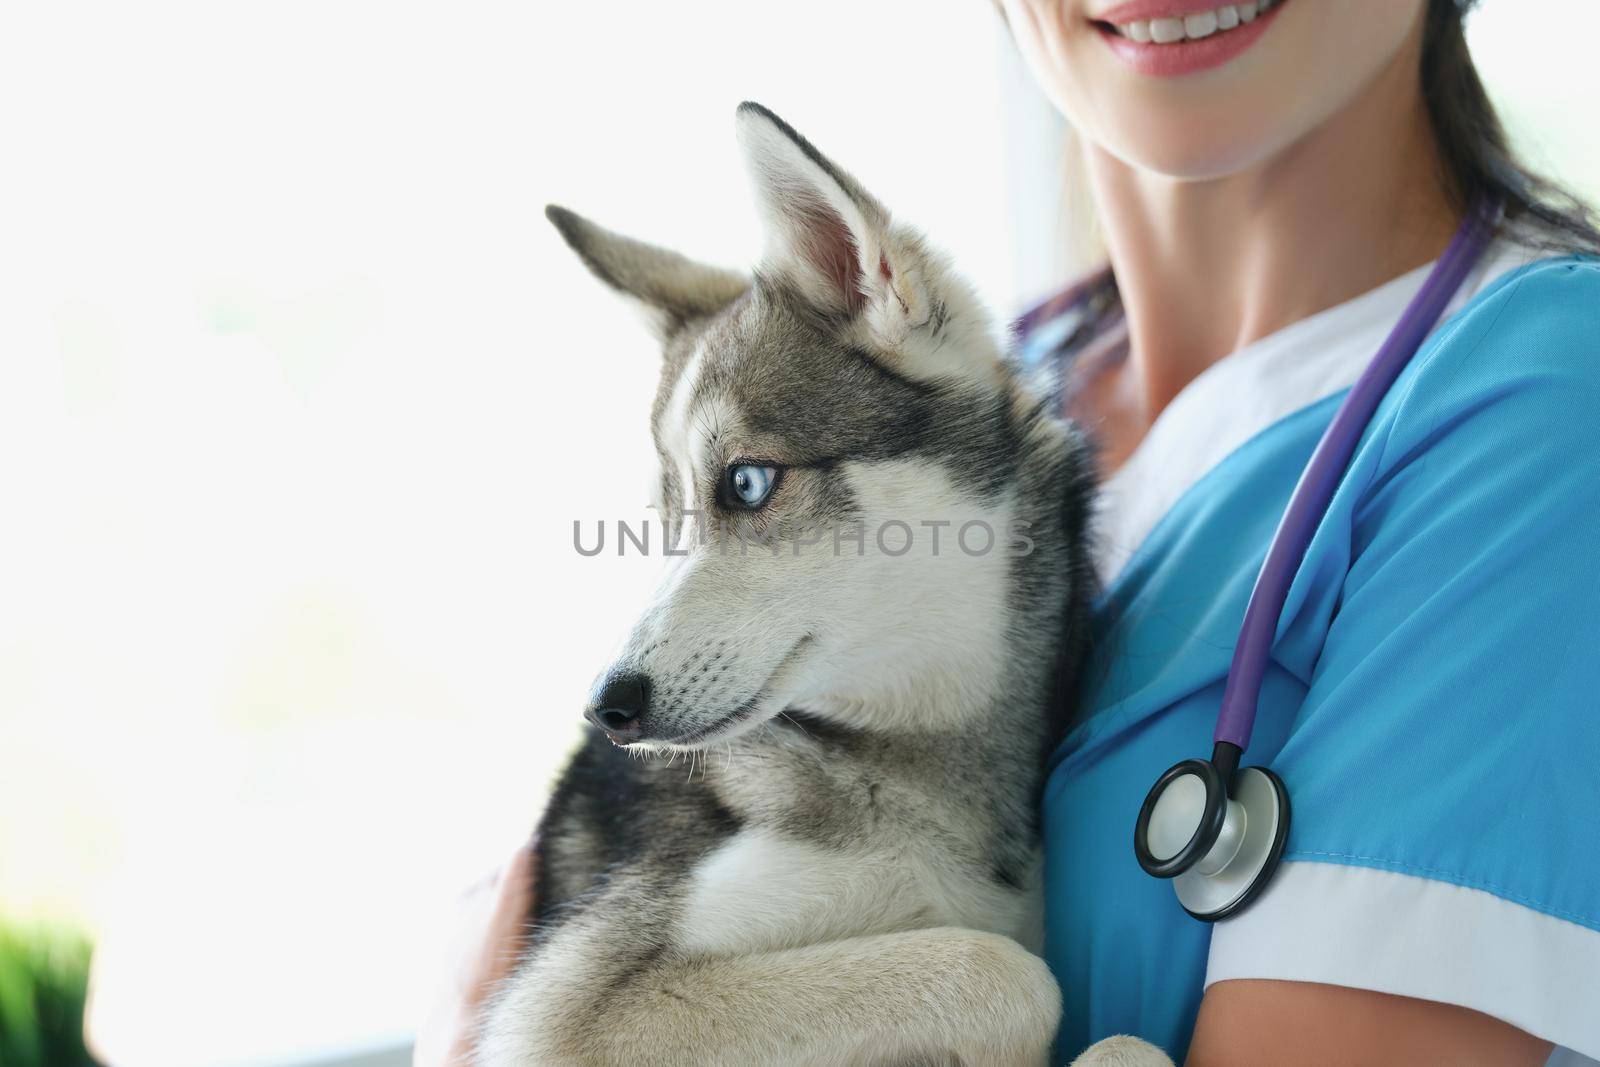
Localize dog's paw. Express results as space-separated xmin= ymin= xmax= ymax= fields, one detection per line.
xmin=1068 ymin=1035 xmax=1174 ymax=1067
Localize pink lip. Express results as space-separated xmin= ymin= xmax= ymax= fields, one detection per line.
xmin=1094 ymin=3 xmax=1284 ymax=78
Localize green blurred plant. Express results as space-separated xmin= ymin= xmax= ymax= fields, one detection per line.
xmin=0 ymin=918 xmax=102 ymax=1067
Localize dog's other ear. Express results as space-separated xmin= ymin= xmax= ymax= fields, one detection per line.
xmin=736 ymin=103 xmax=986 ymax=380
xmin=545 ymin=205 xmax=749 ymax=341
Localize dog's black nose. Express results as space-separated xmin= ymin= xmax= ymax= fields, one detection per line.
xmin=584 ymin=672 xmax=649 ymax=742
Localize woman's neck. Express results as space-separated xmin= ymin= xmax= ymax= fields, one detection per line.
xmin=1086 ymin=25 xmax=1461 ymax=425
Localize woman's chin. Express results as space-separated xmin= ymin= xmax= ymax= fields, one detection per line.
xmin=1071 ymin=77 xmax=1345 ymax=183
xmin=1088 ymin=117 xmax=1292 ymax=185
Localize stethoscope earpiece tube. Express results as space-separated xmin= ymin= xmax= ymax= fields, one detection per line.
xmin=1134 ymin=199 xmax=1503 ymax=921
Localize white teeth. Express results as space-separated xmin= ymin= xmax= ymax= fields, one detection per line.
xmin=1112 ymin=3 xmax=1272 ymax=43
xmin=1148 ymin=17 xmax=1185 ymax=42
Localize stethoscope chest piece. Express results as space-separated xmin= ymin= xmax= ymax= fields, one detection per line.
xmin=1134 ymin=744 xmax=1291 ymax=922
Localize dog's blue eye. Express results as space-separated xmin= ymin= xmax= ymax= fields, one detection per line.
xmin=725 ymin=463 xmax=777 ymax=508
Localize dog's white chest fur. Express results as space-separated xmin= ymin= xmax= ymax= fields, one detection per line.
xmin=677 ymin=827 xmax=1034 ymax=956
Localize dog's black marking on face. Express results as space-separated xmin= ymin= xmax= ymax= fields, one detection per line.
xmin=839 ymin=344 xmax=942 ymax=399
xmin=646 ymin=279 xmax=1030 ymax=544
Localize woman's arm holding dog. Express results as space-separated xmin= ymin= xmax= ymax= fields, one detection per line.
xmin=414 ymin=841 xmax=536 ymax=1067
xmin=1186 ymin=980 xmax=1551 ymax=1067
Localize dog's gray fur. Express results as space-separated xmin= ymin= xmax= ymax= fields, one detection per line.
xmin=481 ymin=104 xmax=1172 ymax=1067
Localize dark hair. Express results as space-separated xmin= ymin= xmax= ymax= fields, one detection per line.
xmin=1422 ymin=0 xmax=1598 ymax=250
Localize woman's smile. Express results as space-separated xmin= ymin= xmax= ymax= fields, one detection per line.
xmin=1091 ymin=0 xmax=1286 ymax=76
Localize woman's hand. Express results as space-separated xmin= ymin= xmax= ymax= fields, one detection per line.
xmin=414 ymin=841 xmax=537 ymax=1067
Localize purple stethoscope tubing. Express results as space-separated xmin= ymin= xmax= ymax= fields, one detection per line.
xmin=1133 ymin=198 xmax=1501 ymax=919
xmin=1212 ymin=198 xmax=1500 ymax=753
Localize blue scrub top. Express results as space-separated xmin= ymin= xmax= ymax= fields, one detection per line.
xmin=1025 ymin=256 xmax=1600 ymax=1062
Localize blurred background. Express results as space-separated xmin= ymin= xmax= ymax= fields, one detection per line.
xmin=0 ymin=3 xmax=1594 ymax=1065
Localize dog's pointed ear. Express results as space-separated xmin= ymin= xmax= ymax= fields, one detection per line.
xmin=736 ymin=103 xmax=985 ymax=380
xmin=735 ymin=102 xmax=891 ymax=319
xmin=545 ymin=205 xmax=749 ymax=341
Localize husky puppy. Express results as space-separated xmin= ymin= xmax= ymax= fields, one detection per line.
xmin=481 ymin=104 xmax=1171 ymax=1067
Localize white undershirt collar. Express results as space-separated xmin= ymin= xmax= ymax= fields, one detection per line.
xmin=1089 ymin=238 xmax=1537 ymax=588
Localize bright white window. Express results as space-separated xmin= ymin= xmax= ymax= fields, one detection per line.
xmin=0 ymin=5 xmax=1016 ymax=1066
